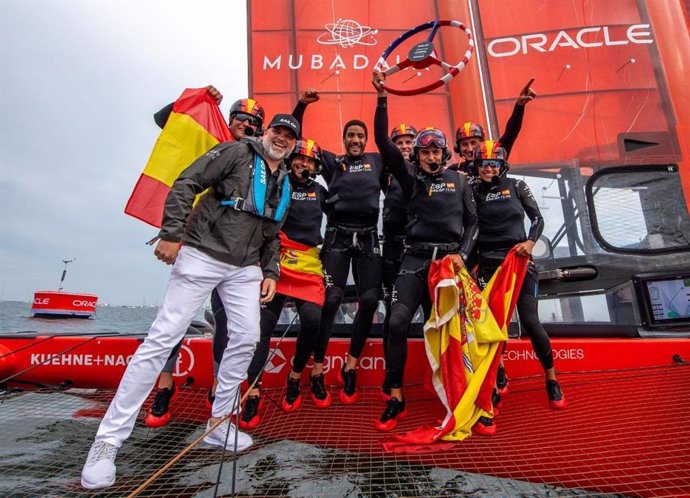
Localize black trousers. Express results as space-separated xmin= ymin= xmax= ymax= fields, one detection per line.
xmin=244 ymin=294 xmax=323 ymax=385
xmin=477 ymin=256 xmax=554 ymax=371
xmin=381 ymin=237 xmax=405 ymax=361
xmin=319 ymin=227 xmax=383 ymax=360
xmin=384 ymin=252 xmax=437 ymax=388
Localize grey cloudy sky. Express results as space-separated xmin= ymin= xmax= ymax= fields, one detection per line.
xmin=1 ymin=0 xmax=248 ymax=306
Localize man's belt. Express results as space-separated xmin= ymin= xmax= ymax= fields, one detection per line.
xmin=327 ymin=224 xmax=377 ymax=234
xmin=407 ymin=241 xmax=460 ymax=253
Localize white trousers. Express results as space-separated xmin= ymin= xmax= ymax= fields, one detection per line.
xmin=95 ymin=246 xmax=262 ymax=447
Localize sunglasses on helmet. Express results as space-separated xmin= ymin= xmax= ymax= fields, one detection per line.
xmin=233 ymin=112 xmax=260 ymax=127
xmin=478 ymin=160 xmax=503 ymax=169
xmin=414 ymin=130 xmax=447 ymax=149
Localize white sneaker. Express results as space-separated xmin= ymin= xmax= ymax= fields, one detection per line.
xmin=203 ymin=419 xmax=253 ymax=452
xmin=81 ymin=441 xmax=118 ymax=489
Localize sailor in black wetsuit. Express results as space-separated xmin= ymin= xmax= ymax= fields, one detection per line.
xmin=450 ymin=79 xmax=537 ymax=399
xmin=448 ymin=78 xmax=537 ymax=174
xmin=239 ymin=138 xmax=332 ymax=429
xmin=292 ymin=88 xmax=386 ymax=405
xmin=471 ymin=140 xmax=566 ymax=435
xmin=372 ymin=73 xmax=478 ymax=431
xmin=381 ymin=124 xmax=417 ymax=398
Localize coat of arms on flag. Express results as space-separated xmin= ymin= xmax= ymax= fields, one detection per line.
xmin=383 ymin=250 xmax=527 ymax=452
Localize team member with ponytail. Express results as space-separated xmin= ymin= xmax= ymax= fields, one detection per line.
xmin=372 ymin=72 xmax=478 ymax=431
xmin=239 ymin=138 xmax=332 ymax=428
xmin=471 ymin=140 xmax=566 ymax=435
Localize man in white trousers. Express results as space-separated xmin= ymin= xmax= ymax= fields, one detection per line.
xmin=81 ymin=113 xmax=300 ymax=490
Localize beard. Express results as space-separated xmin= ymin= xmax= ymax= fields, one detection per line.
xmin=263 ymin=135 xmax=292 ymax=161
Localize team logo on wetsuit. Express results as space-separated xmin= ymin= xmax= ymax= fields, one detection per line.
xmin=428 ymin=181 xmax=456 ymax=194
xmin=349 ymin=163 xmax=372 ymax=173
xmin=485 ymin=189 xmax=511 ymax=201
xmin=292 ymin=191 xmax=318 ymax=201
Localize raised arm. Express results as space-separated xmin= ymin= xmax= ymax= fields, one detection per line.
xmin=498 ymin=78 xmax=536 ymax=158
xmin=291 ymin=88 xmax=319 ymax=132
xmin=291 ymin=88 xmax=339 ymax=184
xmin=153 ymin=85 xmax=223 ymax=129
xmin=372 ymin=72 xmax=413 ymax=195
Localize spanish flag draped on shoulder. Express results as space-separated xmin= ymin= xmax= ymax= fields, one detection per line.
xmin=125 ymin=88 xmax=233 ymax=228
xmin=382 ymin=250 xmax=527 ymax=453
xmin=275 ymin=232 xmax=326 ymax=306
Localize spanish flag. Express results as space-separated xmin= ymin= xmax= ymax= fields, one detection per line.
xmin=275 ymin=232 xmax=326 ymax=306
xmin=124 ymin=88 xmax=233 ymax=227
xmin=382 ymin=250 xmax=527 ymax=453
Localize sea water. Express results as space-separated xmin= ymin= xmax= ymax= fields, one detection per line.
xmin=0 ymin=300 xmax=195 ymax=335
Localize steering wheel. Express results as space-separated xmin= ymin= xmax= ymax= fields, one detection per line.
xmin=374 ymin=20 xmax=474 ymax=96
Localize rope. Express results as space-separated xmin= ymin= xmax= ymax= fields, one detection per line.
xmin=212 ymin=388 xmax=243 ymax=498
xmin=127 ymin=312 xmax=300 ymax=498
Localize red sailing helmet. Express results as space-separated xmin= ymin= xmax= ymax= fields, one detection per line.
xmin=472 ymin=139 xmax=509 ymax=176
xmin=228 ymin=98 xmax=265 ymax=128
xmin=454 ymin=121 xmax=485 ymax=152
xmin=390 ymin=123 xmax=418 ymax=141
xmin=455 ymin=121 xmax=485 ymax=141
xmin=289 ymin=138 xmax=323 ymax=174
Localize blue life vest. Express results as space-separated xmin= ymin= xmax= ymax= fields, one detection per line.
xmin=221 ymin=154 xmax=291 ymax=222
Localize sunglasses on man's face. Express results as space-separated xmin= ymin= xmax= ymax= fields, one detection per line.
xmin=478 ymin=160 xmax=502 ymax=169
xmin=233 ymin=113 xmax=260 ymax=127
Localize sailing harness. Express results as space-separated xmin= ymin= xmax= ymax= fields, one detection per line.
xmin=324 ymin=224 xmax=380 ymax=255
xmin=406 ymin=241 xmax=461 ymax=263
xmin=397 ymin=241 xmax=462 ymax=279
xmin=220 ymin=154 xmax=291 ymax=222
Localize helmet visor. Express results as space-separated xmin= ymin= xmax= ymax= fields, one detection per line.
xmin=415 ymin=129 xmax=447 ymax=149
xmin=478 ymin=160 xmax=503 ymax=169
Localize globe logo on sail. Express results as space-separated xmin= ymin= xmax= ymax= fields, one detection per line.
xmin=317 ymin=19 xmax=378 ymax=48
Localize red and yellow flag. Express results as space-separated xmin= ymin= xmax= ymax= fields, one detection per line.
xmin=383 ymin=250 xmax=527 ymax=453
xmin=124 ymin=88 xmax=233 ymax=227
xmin=275 ymin=232 xmax=326 ymax=306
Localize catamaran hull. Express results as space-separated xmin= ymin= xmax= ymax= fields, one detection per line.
xmin=1 ymin=333 xmax=688 ymax=390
